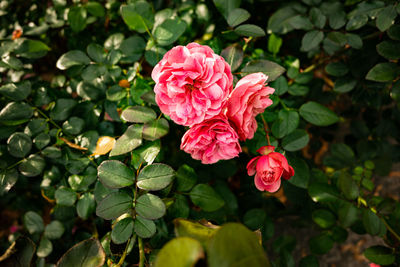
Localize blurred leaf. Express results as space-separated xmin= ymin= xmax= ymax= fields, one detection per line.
xmin=338 ymin=202 xmax=358 ymax=228
xmin=221 ymin=44 xmax=243 ymax=72
xmin=190 ymin=184 xmax=225 ymax=212
xmin=111 ymin=217 xmax=133 ymax=244
xmin=56 ymin=51 xmax=90 ymax=70
xmin=376 ymin=5 xmax=397 ymax=32
xmin=121 ymin=106 xmax=156 ymax=123
xmin=137 ymin=163 xmax=175 ymax=191
xmin=24 ymin=211 xmax=44 ymax=234
xmin=299 ymin=101 xmax=339 ymax=126
xmin=213 ymin=0 xmax=241 ymax=19
xmin=19 ymin=155 xmax=45 ymax=177
xmin=310 ymin=7 xmax=326 ymax=28
xmin=309 ymin=233 xmax=333 ymax=254
xmin=364 ymin=246 xmax=395 ymax=265
xmin=338 ymin=172 xmax=359 ymax=200
xmin=110 ymin=124 xmax=143 ymax=157
xmin=243 ymin=209 xmax=266 ymax=230
xmin=56 ymin=238 xmax=105 ymax=267
xmin=234 ymin=24 xmax=265 ymax=37
xmin=176 ymin=164 xmax=198 ymax=192
xmin=96 ymin=192 xmax=132 ymax=220
xmin=227 ymin=8 xmax=250 ymax=27
xmin=301 ymin=30 xmax=324 ymax=51
xmin=174 ymin=219 xmax=218 ymax=245
xmin=44 ymin=221 xmax=65 ymax=240
xmin=272 ymin=110 xmax=299 ymax=139
xmin=98 ymin=160 xmax=134 ymax=189
xmin=334 ymin=78 xmax=357 ymax=93
xmin=207 ymin=223 xmax=271 ymax=267
xmin=345 ymin=33 xmax=363 ymax=49
xmin=308 ymin=183 xmax=340 ymax=203
xmin=325 ymin=62 xmax=348 ymax=77
xmin=155 ymin=18 xmax=187 ymax=46
xmin=7 ymin=132 xmax=31 ymax=158
xmin=376 ymin=40 xmax=400 ymax=60
xmin=242 ymin=60 xmax=286 ymax=82
xmin=0 ymin=81 xmax=31 ymax=101
xmin=0 ymin=169 xmax=18 ymax=195
xmin=68 ymin=6 xmax=87 ymax=32
xmin=86 ymin=2 xmax=105 ymax=17
xmin=120 ymin=1 xmax=154 ymax=33
xmin=270 ymin=76 xmax=288 ymax=95
xmin=312 ymin=209 xmax=336 ymax=229
xmin=136 ymin=193 xmax=166 ymax=220
xmin=287 ymin=156 xmax=310 ymax=189
xmin=134 ymin=216 xmax=156 ymax=238
xmin=282 ymin=129 xmax=309 ymax=151
xmin=346 ymin=14 xmax=368 ymax=31
xmin=268 ymin=33 xmax=282 ymax=55
xmin=77 ymin=193 xmax=96 ymax=220
xmin=142 ymin=118 xmax=169 ymax=141
xmin=37 ymin=237 xmax=52 ymax=258
xmin=0 ymin=236 xmax=35 ymax=267
xmin=362 ymin=209 xmax=381 ymax=235
xmin=55 ymin=187 xmax=77 ymax=206
xmin=154 ymin=237 xmax=204 ymax=267
xmin=299 ymin=255 xmax=319 ymax=267
xmin=267 ymin=7 xmax=299 ymax=34
xmin=87 ymin=43 xmax=106 ymax=63
xmin=388 ymin=24 xmax=400 ymax=40
xmin=366 ymin=63 xmax=400 ymax=82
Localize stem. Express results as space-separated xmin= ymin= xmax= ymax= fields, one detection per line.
xmin=7 ymin=159 xmax=25 ymax=170
xmin=34 ymin=107 xmax=62 ymax=131
xmin=115 ymin=238 xmax=131 ymax=267
xmin=242 ymin=37 xmax=253 ymax=53
xmin=138 ymin=237 xmax=145 ymax=267
xmin=382 ymin=217 xmax=400 ymax=242
xmin=260 ymin=114 xmax=271 ymax=146
xmin=278 ymin=98 xmax=289 ymax=110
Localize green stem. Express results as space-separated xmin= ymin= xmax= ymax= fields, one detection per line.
xmin=138 ymin=237 xmax=145 ymax=267
xmin=382 ymin=218 xmax=400 ymax=242
xmin=7 ymin=158 xmax=25 ymax=170
xmin=115 ymin=238 xmax=131 ymax=267
xmin=260 ymin=114 xmax=271 ymax=146
xmin=242 ymin=37 xmax=253 ymax=53
xmin=34 ymin=107 xmax=62 ymax=131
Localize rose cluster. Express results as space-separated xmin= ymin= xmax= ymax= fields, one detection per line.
xmin=152 ymin=43 xmax=294 ymax=192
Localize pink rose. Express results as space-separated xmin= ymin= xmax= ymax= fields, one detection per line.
xmin=226 ymin=73 xmax=274 ymax=141
xmin=180 ymin=116 xmax=241 ymax=164
xmin=369 ymin=264 xmax=380 ymax=267
xmin=247 ymin=146 xmax=294 ymax=192
xmin=151 ymin=43 xmax=233 ymax=126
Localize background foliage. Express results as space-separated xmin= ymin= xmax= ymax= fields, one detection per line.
xmin=0 ymin=0 xmax=399 ymax=266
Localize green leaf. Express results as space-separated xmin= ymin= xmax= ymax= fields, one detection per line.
xmin=346 ymin=33 xmax=363 ymax=49
xmin=96 ymin=192 xmax=132 ymax=220
xmin=0 ymin=169 xmax=18 ymax=195
xmin=310 ymin=7 xmax=326 ymax=29
xmin=190 ymin=184 xmax=225 ymax=212
xmin=312 ymin=209 xmax=336 ymax=229
xmin=299 ymin=255 xmax=319 ymax=267
xmin=37 ymin=237 xmax=52 ymax=258
xmin=44 ymin=221 xmax=65 ymax=240
xmin=77 ymin=193 xmax=96 ymax=220
xmin=270 ymin=76 xmax=288 ymax=95
xmin=309 ymin=233 xmax=333 ymax=254
xmin=63 ymin=117 xmax=85 ymax=135
xmin=120 ymin=2 xmax=154 ymax=33
xmin=19 ymin=155 xmax=45 ymax=177
xmin=7 ymin=132 xmax=31 ymax=158
xmin=362 ymin=209 xmax=381 ymax=235
xmin=25 ymin=118 xmax=48 ymax=137
xmin=227 ymin=8 xmax=250 ymax=27
xmin=24 ymin=211 xmax=44 ymax=234
xmin=286 ymin=156 xmax=310 ymax=189
xmin=98 ymin=160 xmax=134 ymax=189
xmin=136 ymin=193 xmax=166 ymax=220
xmin=221 ymin=44 xmax=244 ymax=72
xmin=234 ymin=24 xmax=265 ymax=37
xmin=68 ymin=6 xmax=87 ymax=32
xmin=268 ymin=33 xmax=282 ymax=55
xmin=376 ymin=5 xmax=397 ymax=32
xmin=308 ymin=183 xmax=340 ymax=203
xmin=154 ymin=237 xmax=204 ymax=267
xmin=111 ymin=217 xmax=133 ymax=244
xmin=241 ymin=60 xmax=286 ymax=82
xmin=282 ymin=129 xmax=309 ymax=151
xmin=56 ymin=238 xmax=105 ymax=267
xmin=327 ymin=32 xmax=347 ymax=47
xmin=0 ymin=236 xmax=35 ymax=267
xmin=55 ymin=187 xmax=77 ymax=206
xmin=325 ymin=62 xmax=348 ymax=77
xmin=0 ymin=102 xmax=33 ymax=124
xmin=288 ymin=83 xmax=309 ymax=96
xmin=120 ymin=35 xmax=146 ymax=60
xmin=155 ymin=18 xmax=187 ymax=46
xmin=301 ymin=30 xmax=324 ymax=52
xmin=267 ymin=7 xmax=299 ymax=34
xmin=121 ymin=106 xmax=156 ymax=123
xmin=207 ymin=223 xmax=270 ymax=267
xmin=15 ymin=39 xmax=50 ymax=59
xmin=110 ymin=124 xmax=143 ymax=157
xmin=142 ymin=118 xmax=169 ymax=141
xmin=388 ymin=24 xmax=400 ymax=40
xmin=364 ymin=246 xmax=395 ymax=265
xmin=243 ymin=209 xmax=266 ymax=230
xmin=213 ymin=0 xmax=241 ymax=19
xmin=346 ymin=14 xmax=368 ymax=31
xmin=134 ymin=216 xmax=156 ymax=238
xmin=272 ymin=110 xmax=299 ymax=139
xmin=137 ymin=163 xmax=175 ymax=191
xmin=0 ymin=81 xmax=31 ymax=101
xmin=56 ymin=50 xmax=90 ymax=70
xmin=87 ymin=43 xmax=106 ymax=63
xmin=366 ymin=63 xmax=400 ymax=82
xmin=299 ymin=101 xmax=339 ymax=126
xmin=86 ymin=2 xmax=105 ymax=17
xmin=338 ymin=202 xmax=358 ymax=228
xmin=175 ymin=164 xmax=197 ymax=192
xmin=329 ymin=11 xmax=346 ymax=29
xmin=50 ymin=98 xmax=78 ymax=121
xmin=376 ymin=40 xmax=400 ymax=60
xmin=334 ymin=78 xmax=357 ymax=93
xmin=338 ymin=172 xmax=359 ymax=200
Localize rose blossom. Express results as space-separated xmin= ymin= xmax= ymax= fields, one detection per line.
xmin=180 ymin=116 xmax=241 ymax=164
xmin=151 ymin=43 xmax=233 ymax=126
xmin=226 ymin=72 xmax=274 ymax=141
xmin=247 ymin=146 xmax=294 ymax=192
